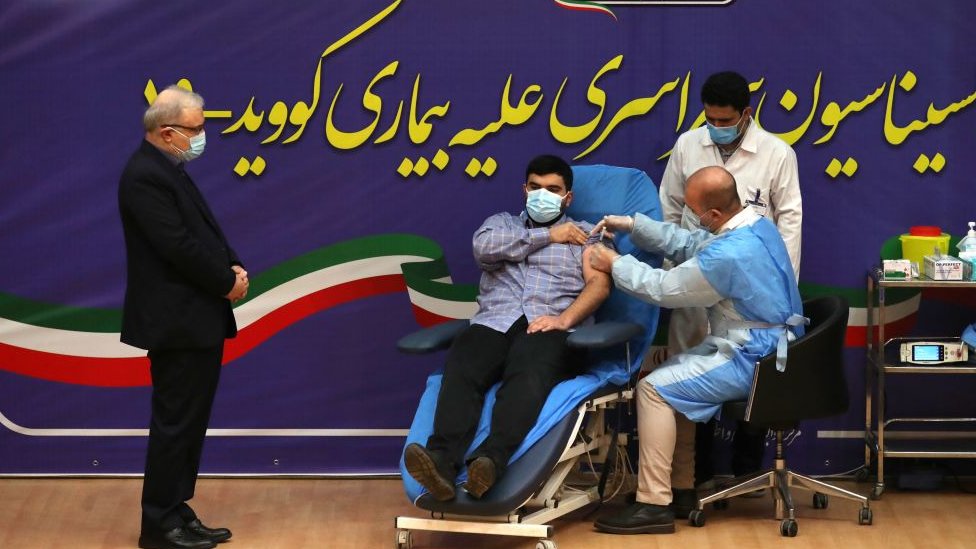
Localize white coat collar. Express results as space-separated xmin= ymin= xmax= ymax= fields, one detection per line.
xmin=717 ymin=206 xmax=761 ymax=234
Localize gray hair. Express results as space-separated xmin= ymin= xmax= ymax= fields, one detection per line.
xmin=143 ymin=85 xmax=205 ymax=131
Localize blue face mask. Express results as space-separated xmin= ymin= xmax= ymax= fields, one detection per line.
xmin=525 ymin=188 xmax=565 ymax=224
xmin=706 ymin=114 xmax=745 ymax=145
xmin=170 ymin=128 xmax=207 ymax=162
xmin=683 ymin=207 xmax=714 ymax=233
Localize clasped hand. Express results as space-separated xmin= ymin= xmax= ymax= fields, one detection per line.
xmin=225 ymin=265 xmax=249 ymax=302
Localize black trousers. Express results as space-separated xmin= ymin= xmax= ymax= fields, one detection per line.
xmin=426 ymin=317 xmax=584 ymax=477
xmin=141 ymin=345 xmax=223 ymax=533
xmin=694 ymin=418 xmax=767 ymax=484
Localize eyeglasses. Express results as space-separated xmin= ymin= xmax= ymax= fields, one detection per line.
xmin=162 ymin=123 xmax=205 ymax=135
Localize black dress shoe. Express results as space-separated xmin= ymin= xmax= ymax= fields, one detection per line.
xmin=624 ymin=489 xmax=697 ymax=519
xmin=462 ymin=456 xmax=497 ymax=499
xmin=594 ymin=502 xmax=675 ymax=535
xmin=404 ymin=443 xmax=456 ymax=501
xmin=185 ymin=519 xmax=232 ymax=543
xmin=138 ymin=526 xmax=216 ymax=549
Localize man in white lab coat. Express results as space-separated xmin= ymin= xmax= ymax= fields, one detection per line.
xmin=658 ymin=71 xmax=802 ymax=489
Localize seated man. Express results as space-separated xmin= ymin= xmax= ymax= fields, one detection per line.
xmin=403 ymin=154 xmax=612 ymax=501
xmin=587 ymin=166 xmax=804 ymax=534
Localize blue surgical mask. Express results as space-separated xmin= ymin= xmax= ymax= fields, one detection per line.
xmin=683 ymin=207 xmax=714 ymax=232
xmin=170 ymin=128 xmax=206 ymax=161
xmin=706 ymin=115 xmax=744 ymax=145
xmin=526 ymin=188 xmax=565 ymax=224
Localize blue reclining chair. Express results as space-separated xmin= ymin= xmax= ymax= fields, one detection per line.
xmin=394 ymin=165 xmax=662 ymax=549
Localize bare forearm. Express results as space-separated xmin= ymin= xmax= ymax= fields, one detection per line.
xmin=558 ymin=276 xmax=611 ymax=329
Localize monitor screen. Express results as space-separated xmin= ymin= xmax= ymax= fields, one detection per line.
xmin=912 ymin=344 xmax=943 ymax=362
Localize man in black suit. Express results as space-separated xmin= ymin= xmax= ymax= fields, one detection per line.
xmin=119 ymin=86 xmax=248 ymax=549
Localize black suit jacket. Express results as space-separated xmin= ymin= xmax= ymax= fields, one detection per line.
xmin=119 ymin=140 xmax=240 ymax=351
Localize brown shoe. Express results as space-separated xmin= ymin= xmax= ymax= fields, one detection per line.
xmin=404 ymin=443 xmax=456 ymax=501
xmin=463 ymin=456 xmax=497 ymax=499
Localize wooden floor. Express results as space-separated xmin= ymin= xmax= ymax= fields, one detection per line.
xmin=1 ymin=477 xmax=974 ymax=548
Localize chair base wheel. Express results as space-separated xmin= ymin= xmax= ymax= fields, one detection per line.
xmin=689 ymin=509 xmax=706 ymax=527
xmin=780 ymin=518 xmax=798 ymax=537
xmin=813 ymin=492 xmax=828 ymax=509
xmin=395 ymin=529 xmax=413 ymax=549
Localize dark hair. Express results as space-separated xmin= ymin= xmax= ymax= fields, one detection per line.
xmin=525 ymin=154 xmax=573 ymax=191
xmin=700 ymin=71 xmax=750 ymax=113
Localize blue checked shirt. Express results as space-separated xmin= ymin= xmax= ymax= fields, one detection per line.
xmin=469 ymin=211 xmax=604 ymax=332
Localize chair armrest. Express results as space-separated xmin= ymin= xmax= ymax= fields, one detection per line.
xmin=566 ymin=321 xmax=644 ymax=349
xmin=396 ymin=319 xmax=469 ymax=354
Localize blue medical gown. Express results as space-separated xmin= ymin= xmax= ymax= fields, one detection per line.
xmin=611 ymin=211 xmax=803 ymax=422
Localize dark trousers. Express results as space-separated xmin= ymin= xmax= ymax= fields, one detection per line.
xmin=141 ymin=345 xmax=223 ymax=533
xmin=695 ymin=418 xmax=767 ymax=484
xmin=426 ymin=317 xmax=583 ymax=477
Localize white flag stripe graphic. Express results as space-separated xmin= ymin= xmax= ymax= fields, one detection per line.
xmin=0 ymin=255 xmax=467 ymax=358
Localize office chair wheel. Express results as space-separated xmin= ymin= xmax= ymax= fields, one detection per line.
xmin=855 ymin=467 xmax=871 ymax=482
xmin=813 ymin=493 xmax=828 ymax=509
xmin=713 ymin=499 xmax=729 ymax=510
xmin=535 ymin=539 xmax=557 ymax=549
xmin=395 ymin=529 xmax=413 ymax=549
xmin=688 ymin=509 xmax=706 ymax=527
xmin=780 ymin=518 xmax=798 ymax=537
xmin=858 ymin=507 xmax=873 ymax=525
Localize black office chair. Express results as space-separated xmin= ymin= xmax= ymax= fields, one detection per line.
xmin=689 ymin=295 xmax=873 ymax=537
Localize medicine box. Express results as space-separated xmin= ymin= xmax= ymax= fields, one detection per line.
xmin=923 ymin=255 xmax=964 ymax=280
xmin=882 ymin=259 xmax=913 ymax=280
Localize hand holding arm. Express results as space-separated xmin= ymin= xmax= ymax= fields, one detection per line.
xmin=587 ymin=242 xmax=621 ymax=274
xmin=549 ymin=222 xmax=588 ymax=245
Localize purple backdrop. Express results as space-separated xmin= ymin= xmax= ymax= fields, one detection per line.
xmin=1 ymin=0 xmax=975 ymax=475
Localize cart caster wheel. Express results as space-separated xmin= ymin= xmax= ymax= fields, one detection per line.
xmin=855 ymin=468 xmax=871 ymax=482
xmin=395 ymin=529 xmax=413 ymax=549
xmin=712 ymin=499 xmax=729 ymax=510
xmin=870 ymin=485 xmax=884 ymax=500
xmin=780 ymin=518 xmax=798 ymax=537
xmin=858 ymin=507 xmax=873 ymax=525
xmin=536 ymin=539 xmax=557 ymax=549
xmin=689 ymin=509 xmax=706 ymax=527
xmin=813 ymin=493 xmax=828 ymax=509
